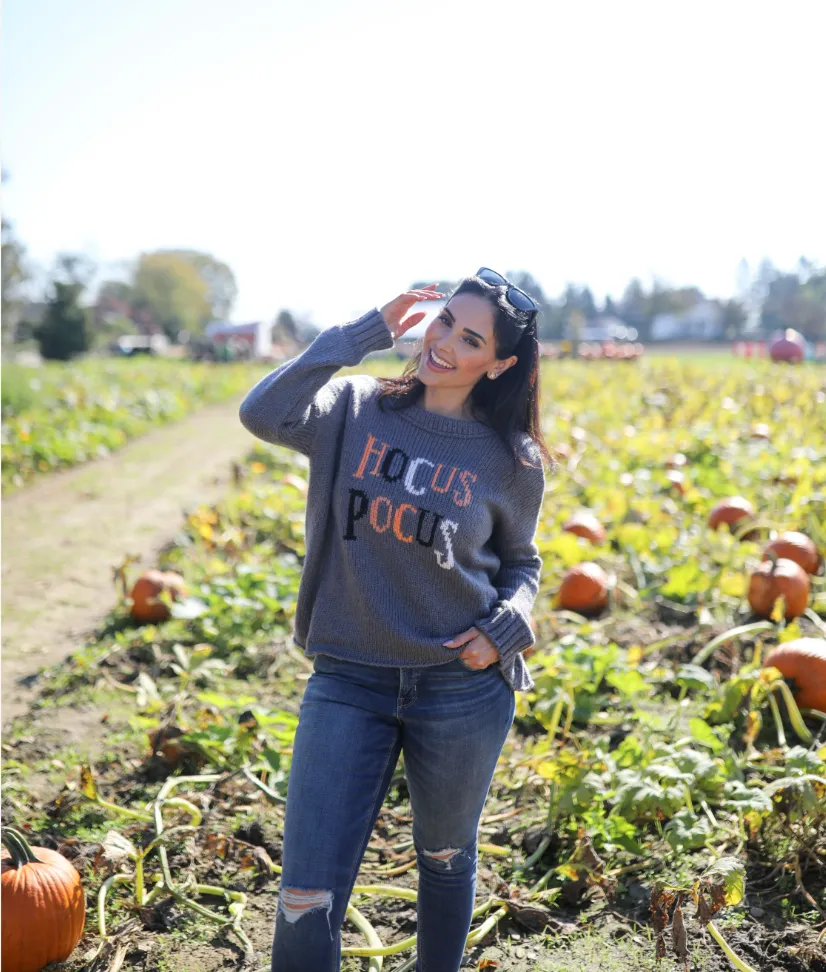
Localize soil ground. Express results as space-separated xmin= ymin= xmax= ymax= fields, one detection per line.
xmin=1 ymin=396 xmax=255 ymax=724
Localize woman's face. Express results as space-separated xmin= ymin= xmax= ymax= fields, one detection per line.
xmin=417 ymin=293 xmax=517 ymax=389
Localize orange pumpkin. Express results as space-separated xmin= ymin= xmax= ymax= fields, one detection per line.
xmin=558 ymin=562 xmax=609 ymax=615
xmin=747 ymin=556 xmax=810 ymax=621
xmin=2 ymin=828 xmax=86 ymax=972
xmin=708 ymin=496 xmax=758 ymax=540
xmin=763 ymin=638 xmax=826 ymax=712
xmin=762 ymin=532 xmax=821 ymax=576
xmin=708 ymin=496 xmax=754 ymax=530
xmin=561 ymin=512 xmax=606 ymax=546
xmin=129 ymin=569 xmax=187 ymax=623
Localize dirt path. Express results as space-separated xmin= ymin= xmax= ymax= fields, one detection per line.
xmin=1 ymin=396 xmax=258 ymax=724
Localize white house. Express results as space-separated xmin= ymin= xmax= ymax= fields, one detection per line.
xmin=651 ymin=301 xmax=724 ymax=340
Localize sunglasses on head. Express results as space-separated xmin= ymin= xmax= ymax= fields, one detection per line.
xmin=476 ymin=267 xmax=540 ymax=313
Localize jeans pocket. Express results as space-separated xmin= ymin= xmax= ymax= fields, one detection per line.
xmin=457 ymin=656 xmax=492 ymax=673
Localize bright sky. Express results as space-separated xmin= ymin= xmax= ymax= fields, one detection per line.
xmin=3 ymin=0 xmax=825 ymax=328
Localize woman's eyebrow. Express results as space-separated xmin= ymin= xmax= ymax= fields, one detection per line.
xmin=442 ymin=305 xmax=487 ymax=344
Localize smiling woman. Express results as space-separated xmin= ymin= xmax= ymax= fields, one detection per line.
xmin=374 ymin=273 xmax=551 ymax=471
xmin=237 ymin=270 xmax=552 ymax=972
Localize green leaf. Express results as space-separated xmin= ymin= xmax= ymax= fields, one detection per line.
xmin=701 ymin=856 xmax=746 ymax=906
xmin=722 ymin=781 xmax=773 ymax=814
xmin=606 ymin=669 xmax=647 ymax=697
xmin=676 ymin=665 xmax=717 ymax=692
xmin=664 ymin=810 xmax=711 ymax=851
xmin=785 ymin=746 xmax=825 ymax=775
xmin=689 ymin=717 xmax=726 ymax=753
xmin=262 ymin=747 xmax=281 ymax=772
xmin=705 ymin=676 xmax=752 ymax=725
xmin=544 ymin=532 xmax=590 ymax=566
xmin=661 ymin=562 xmax=711 ymax=600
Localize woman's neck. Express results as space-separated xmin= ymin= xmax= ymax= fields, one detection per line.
xmin=420 ymin=383 xmax=475 ymax=421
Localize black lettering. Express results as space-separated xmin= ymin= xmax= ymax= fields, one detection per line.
xmin=380 ymin=448 xmax=409 ymax=483
xmin=344 ymin=488 xmax=369 ymax=539
xmin=415 ymin=507 xmax=443 ymax=547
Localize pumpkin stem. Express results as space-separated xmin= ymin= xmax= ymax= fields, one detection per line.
xmin=1 ymin=826 xmax=43 ymax=866
xmin=765 ymin=549 xmax=778 ymax=574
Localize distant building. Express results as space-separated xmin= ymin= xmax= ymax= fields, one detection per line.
xmin=651 ymin=301 xmax=724 ymax=341
xmin=205 ymin=320 xmax=273 ymax=357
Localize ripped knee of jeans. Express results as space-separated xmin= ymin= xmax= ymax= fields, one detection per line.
xmin=278 ymin=887 xmax=335 ymax=938
xmin=418 ymin=838 xmax=476 ymax=872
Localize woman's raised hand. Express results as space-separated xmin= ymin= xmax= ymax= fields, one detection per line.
xmin=380 ymin=283 xmax=445 ymax=340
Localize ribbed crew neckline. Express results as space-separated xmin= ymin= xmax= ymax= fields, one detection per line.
xmin=398 ymin=401 xmax=497 ymax=438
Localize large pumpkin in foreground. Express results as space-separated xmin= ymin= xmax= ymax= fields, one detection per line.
xmin=129 ymin=569 xmax=187 ymax=623
xmin=763 ymin=638 xmax=826 ymax=712
xmin=2 ymin=828 xmax=86 ymax=972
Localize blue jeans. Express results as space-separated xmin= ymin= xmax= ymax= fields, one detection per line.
xmin=271 ymin=653 xmax=516 ymax=972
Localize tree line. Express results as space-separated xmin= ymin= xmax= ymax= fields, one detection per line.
xmin=2 ymin=190 xmax=824 ymax=361
xmin=413 ymin=260 xmax=826 ymax=344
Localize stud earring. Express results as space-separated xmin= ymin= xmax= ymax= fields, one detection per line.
xmin=488 ymin=371 xmax=497 ymax=379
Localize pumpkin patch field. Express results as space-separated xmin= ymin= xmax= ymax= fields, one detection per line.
xmin=3 ymin=355 xmax=826 ymax=972
xmin=1 ymin=358 xmax=269 ymax=490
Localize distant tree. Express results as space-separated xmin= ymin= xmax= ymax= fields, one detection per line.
xmin=132 ymin=252 xmax=212 ymax=341
xmin=273 ymin=309 xmax=298 ymax=342
xmin=620 ymin=279 xmax=648 ymax=321
xmin=161 ymin=249 xmax=238 ymax=320
xmin=91 ymin=279 xmax=136 ymax=347
xmin=540 ymin=300 xmax=566 ymax=340
xmin=557 ymin=284 xmax=598 ymax=338
xmin=761 ymin=265 xmax=826 ymax=340
xmin=35 ymin=255 xmax=93 ymax=360
xmin=719 ymin=298 xmax=748 ymax=340
xmin=648 ymin=283 xmax=704 ymax=318
xmin=1 ymin=219 xmax=30 ymax=347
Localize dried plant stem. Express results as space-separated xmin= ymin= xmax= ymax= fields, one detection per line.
xmin=793 ymin=853 xmax=825 ymax=919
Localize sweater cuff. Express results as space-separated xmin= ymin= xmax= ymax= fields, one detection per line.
xmin=476 ymin=605 xmax=535 ymax=666
xmin=345 ymin=307 xmax=395 ymax=357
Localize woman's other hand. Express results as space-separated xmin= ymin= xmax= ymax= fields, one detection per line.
xmin=442 ymin=627 xmax=500 ymax=669
xmin=379 ymin=283 xmax=445 ymax=340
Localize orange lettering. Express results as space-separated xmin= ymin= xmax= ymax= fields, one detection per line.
xmin=354 ymin=433 xmax=387 ymax=479
xmin=431 ymin=464 xmax=458 ymax=493
xmin=393 ymin=503 xmax=417 ymax=542
xmin=453 ymin=470 xmax=477 ymax=506
xmin=369 ymin=496 xmax=393 ymax=533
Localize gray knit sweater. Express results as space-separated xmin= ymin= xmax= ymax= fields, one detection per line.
xmin=238 ymin=307 xmax=545 ymax=692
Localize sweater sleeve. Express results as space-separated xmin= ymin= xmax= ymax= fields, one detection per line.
xmin=238 ymin=307 xmax=394 ymax=456
xmin=475 ymin=454 xmax=545 ymax=668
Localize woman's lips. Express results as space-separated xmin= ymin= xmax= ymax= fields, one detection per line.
xmin=426 ymin=347 xmax=455 ymax=372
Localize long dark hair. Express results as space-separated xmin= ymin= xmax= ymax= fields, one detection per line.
xmin=375 ymin=275 xmax=554 ymax=473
